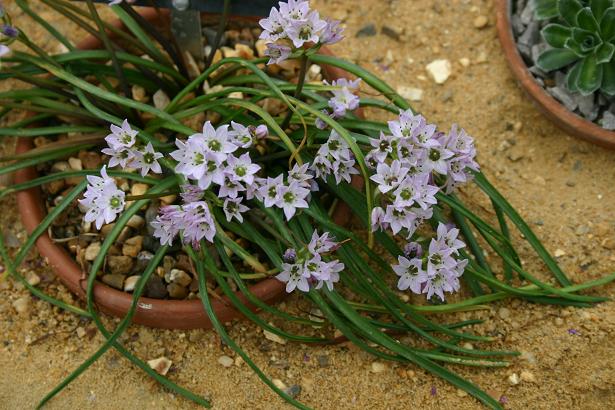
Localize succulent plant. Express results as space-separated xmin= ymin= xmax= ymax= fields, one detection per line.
xmin=532 ymin=0 xmax=615 ymax=95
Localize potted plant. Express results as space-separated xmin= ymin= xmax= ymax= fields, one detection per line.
xmin=1 ymin=1 xmax=614 ymax=409
xmin=496 ymin=0 xmax=615 ymax=149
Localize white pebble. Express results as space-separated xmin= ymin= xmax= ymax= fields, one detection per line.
xmin=153 ymin=89 xmax=170 ymax=110
xmin=498 ymin=307 xmax=511 ymax=320
xmin=272 ymin=379 xmax=287 ymax=389
xmin=218 ymin=355 xmax=234 ymax=368
xmin=12 ymin=296 xmax=30 ymax=314
xmin=425 ymin=59 xmax=452 ymax=84
xmin=371 ymin=362 xmax=386 ymax=373
xmin=263 ymin=329 xmax=287 ymax=345
xmin=508 ymin=373 xmax=520 ymax=385
xmin=123 ymin=275 xmax=141 ymax=292
xmin=68 ymin=157 xmax=82 ymax=171
xmin=147 ymin=357 xmax=172 ymax=376
xmin=396 ymin=86 xmax=423 ymax=101
xmin=459 ymin=57 xmax=471 ymax=67
xmin=520 ymin=370 xmax=536 ymax=383
xmin=554 ymin=249 xmax=566 ymax=257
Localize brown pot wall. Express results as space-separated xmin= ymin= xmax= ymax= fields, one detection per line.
xmin=495 ymin=0 xmax=615 ymax=149
xmin=14 ymin=9 xmax=362 ymax=329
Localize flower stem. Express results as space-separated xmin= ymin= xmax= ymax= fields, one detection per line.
xmin=125 ymin=190 xmax=179 ymax=201
xmin=280 ymin=53 xmax=309 ymax=130
xmin=204 ymin=0 xmax=231 ymax=70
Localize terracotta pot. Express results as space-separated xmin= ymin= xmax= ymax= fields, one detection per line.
xmin=14 ymin=9 xmax=362 ymax=329
xmin=495 ymin=0 xmax=615 ymax=149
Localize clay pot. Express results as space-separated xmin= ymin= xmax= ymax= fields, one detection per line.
xmin=14 ymin=9 xmax=362 ymax=329
xmin=495 ymin=0 xmax=615 ymax=149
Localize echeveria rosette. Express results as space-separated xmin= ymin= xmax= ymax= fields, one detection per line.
xmin=535 ymin=0 xmax=615 ymax=95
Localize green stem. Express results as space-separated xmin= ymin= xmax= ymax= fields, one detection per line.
xmin=281 ymin=53 xmax=309 ymax=130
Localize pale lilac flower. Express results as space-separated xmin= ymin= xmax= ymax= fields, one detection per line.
xmin=383 ymin=206 xmax=418 ymax=236
xmin=259 ymin=7 xmax=288 ymax=41
xmin=151 ymin=205 xmax=183 ymax=246
xmin=276 ymin=262 xmax=309 ymax=292
xmin=278 ymin=181 xmax=309 ymax=220
xmin=393 ymin=256 xmax=428 ymax=293
xmin=225 ymin=153 xmax=260 ymax=185
xmin=105 ymin=119 xmax=138 ymax=150
xmin=288 ymin=163 xmax=313 ymax=184
xmin=310 ymin=154 xmax=332 ymax=180
xmin=102 ymin=145 xmax=135 ymax=169
xmin=388 ymin=109 xmax=421 ymax=139
xmin=423 ymin=269 xmax=460 ymax=302
xmin=218 ymin=175 xmax=246 ymax=198
xmin=426 ymin=240 xmax=457 ymax=277
xmin=423 ymin=143 xmax=453 ymax=175
xmin=1 ymin=25 xmax=18 ymax=38
xmin=331 ymin=158 xmax=359 ymax=184
xmin=327 ymin=78 xmax=361 ymax=117
xmin=180 ymin=184 xmax=204 ymax=202
xmin=314 ymin=259 xmax=343 ymax=290
xmin=320 ymin=19 xmax=344 ymax=44
xmin=283 ymin=248 xmax=297 ymax=263
xmin=286 ymin=10 xmax=327 ymax=48
xmin=403 ymin=242 xmax=423 ymax=258
xmin=182 ymin=201 xmax=217 ymax=246
xmin=130 ymin=142 xmax=163 ymax=176
xmin=229 ymin=122 xmax=267 ymax=148
xmin=435 ymin=223 xmax=465 ymax=254
xmin=323 ymin=130 xmax=352 ymax=161
xmin=392 ymin=173 xmax=438 ymax=210
xmin=201 ymin=122 xmax=237 ymax=160
xmin=264 ymin=43 xmax=292 ymax=65
xmin=79 ymin=166 xmax=125 ymax=230
xmin=368 ymin=132 xmax=394 ymax=163
xmin=308 ymin=230 xmax=337 ymax=254
xmin=279 ymin=0 xmax=311 ymax=21
xmin=223 ymin=197 xmax=249 ymax=222
xmin=0 ymin=44 xmax=9 ymax=57
xmin=259 ymin=174 xmax=284 ymax=207
xmin=370 ymin=206 xmax=387 ymax=232
xmin=370 ymin=160 xmax=408 ymax=193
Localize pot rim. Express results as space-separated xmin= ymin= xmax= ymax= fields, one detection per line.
xmin=495 ymin=0 xmax=615 ymax=150
xmin=13 ymin=8 xmax=362 ymax=329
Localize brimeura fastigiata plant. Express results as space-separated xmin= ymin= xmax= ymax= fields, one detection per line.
xmin=1 ymin=0 xmax=614 ymax=409
xmin=533 ymin=0 xmax=615 ymax=95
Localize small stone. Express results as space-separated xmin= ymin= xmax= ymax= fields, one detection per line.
xmin=531 ymin=43 xmax=548 ymax=64
xmin=396 ymin=86 xmax=423 ymax=101
xmin=554 ymin=317 xmax=564 ymax=326
xmin=167 ymin=283 xmax=188 ymax=299
xmin=12 ymin=296 xmax=30 ymax=314
xmin=457 ymin=389 xmax=468 ymax=397
xmin=218 ymin=355 xmax=234 ymax=368
xmin=548 ymin=86 xmax=578 ymax=112
xmin=601 ymin=111 xmax=615 ymax=130
xmin=122 ymin=236 xmax=143 ymax=258
xmin=476 ymin=50 xmax=488 ymax=64
xmin=601 ymin=238 xmax=615 ymax=250
xmin=498 ymin=307 xmax=511 ymax=320
xmin=126 ymin=215 xmax=145 ymax=229
xmin=272 ymin=379 xmax=287 ymax=389
xmin=102 ymin=274 xmax=126 ymax=290
xmin=425 ymin=59 xmax=452 ymax=84
xmin=168 ymin=269 xmax=192 ymax=287
xmin=76 ymin=327 xmax=87 ymax=338
xmin=473 ymin=15 xmax=488 ymax=29
xmin=356 ymin=23 xmax=377 ymax=37
xmin=68 ymin=157 xmax=83 ymax=171
xmin=79 ymin=151 xmax=102 ymax=169
xmin=381 ymin=25 xmax=403 ymax=41
xmin=123 ymin=275 xmax=141 ymax=292
xmin=131 ymin=85 xmax=148 ymax=102
xmin=554 ymin=249 xmax=566 ymax=257
xmin=459 ymin=57 xmax=470 ymax=67
xmin=575 ymin=225 xmax=590 ymax=236
xmin=520 ymin=370 xmax=536 ymax=383
xmin=147 ymin=357 xmax=172 ymax=376
xmin=160 ymin=194 xmax=177 ymax=205
xmin=520 ymin=1 xmax=534 ymax=25
xmin=520 ymin=350 xmax=536 ymax=364
xmin=25 ymin=271 xmax=41 ymax=286
xmin=508 ymin=373 xmax=520 ymax=385
xmin=107 ymin=255 xmax=134 ymax=275
xmin=85 ymin=242 xmax=101 ymax=261
xmin=317 ymin=355 xmax=329 ymax=367
xmin=263 ymin=329 xmax=287 ymax=345
xmin=131 ymin=183 xmax=149 ymax=197
xmin=284 ymin=385 xmax=301 ymax=399
xmin=371 ymin=362 xmax=386 ymax=373
xmin=145 ymin=276 xmax=168 ymax=298
xmin=255 ymin=39 xmax=268 ymax=57
xmin=508 ymin=150 xmax=524 ymax=162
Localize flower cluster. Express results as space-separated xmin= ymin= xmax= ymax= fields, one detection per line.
xmin=171 ymin=121 xmax=263 ymax=222
xmin=392 ymin=223 xmax=467 ymax=301
xmin=316 ymin=78 xmax=361 ymax=129
xmin=311 ymin=130 xmax=359 ymax=184
xmin=79 ymin=166 xmax=125 ymax=230
xmin=151 ymin=198 xmax=216 ymax=248
xmin=259 ymin=0 xmax=344 ymax=65
xmin=276 ymin=230 xmax=344 ymax=292
xmin=252 ymin=162 xmax=315 ymax=220
xmin=101 ymin=120 xmax=163 ymax=177
xmin=368 ymin=109 xmax=478 ymax=239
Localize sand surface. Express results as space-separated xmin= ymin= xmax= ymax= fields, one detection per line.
xmin=1 ymin=0 xmax=615 ymax=409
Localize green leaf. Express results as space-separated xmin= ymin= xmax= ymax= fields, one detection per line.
xmin=564 ymin=37 xmax=590 ymax=56
xmin=600 ymin=8 xmax=615 ymax=40
xmin=566 ymin=60 xmax=583 ymax=91
xmin=542 ymin=23 xmax=573 ymax=47
xmin=591 ymin=0 xmax=612 ymax=21
xmin=600 ymin=59 xmax=615 ymax=94
xmin=577 ymin=53 xmax=603 ymax=95
xmin=571 ymin=27 xmax=599 ymax=52
xmin=558 ymin=0 xmax=584 ymax=26
xmin=536 ymin=48 xmax=579 ymax=70
xmin=595 ymin=42 xmax=615 ymax=63
xmin=576 ymin=7 xmax=600 ymax=31
xmin=531 ymin=0 xmax=559 ymax=19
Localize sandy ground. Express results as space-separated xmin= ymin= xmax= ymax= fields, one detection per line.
xmin=1 ymin=0 xmax=615 ymax=409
